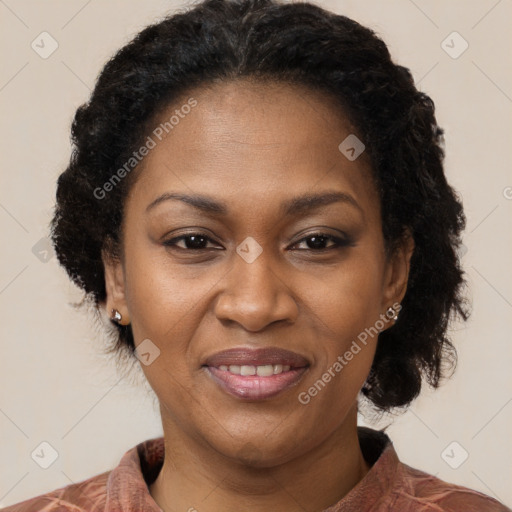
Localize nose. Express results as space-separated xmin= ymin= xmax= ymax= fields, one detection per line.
xmin=214 ymin=247 xmax=299 ymax=332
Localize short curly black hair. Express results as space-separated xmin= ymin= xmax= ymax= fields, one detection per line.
xmin=50 ymin=0 xmax=468 ymax=412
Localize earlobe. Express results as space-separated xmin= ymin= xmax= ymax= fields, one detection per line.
xmin=102 ymin=247 xmax=130 ymax=325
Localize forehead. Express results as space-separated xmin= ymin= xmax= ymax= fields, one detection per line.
xmin=126 ymin=79 xmax=378 ymax=217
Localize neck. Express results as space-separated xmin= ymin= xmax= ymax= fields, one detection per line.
xmin=149 ymin=404 xmax=370 ymax=512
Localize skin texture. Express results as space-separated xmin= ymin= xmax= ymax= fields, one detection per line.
xmin=103 ymin=80 xmax=414 ymax=512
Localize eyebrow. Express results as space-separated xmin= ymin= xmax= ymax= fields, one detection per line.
xmin=145 ymin=191 xmax=362 ymax=216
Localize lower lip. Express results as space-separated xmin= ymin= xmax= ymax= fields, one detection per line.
xmin=206 ymin=366 xmax=308 ymax=400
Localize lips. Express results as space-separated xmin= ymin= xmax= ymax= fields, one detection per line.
xmin=205 ymin=347 xmax=309 ymax=367
xmin=203 ymin=347 xmax=309 ymax=400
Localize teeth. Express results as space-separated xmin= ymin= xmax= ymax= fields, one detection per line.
xmin=229 ymin=365 xmax=241 ymax=375
xmin=240 ymin=365 xmax=256 ymax=376
xmin=217 ymin=364 xmax=293 ymax=376
xmin=256 ymin=365 xmax=274 ymax=377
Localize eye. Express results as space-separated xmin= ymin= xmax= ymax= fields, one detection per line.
xmin=163 ymin=232 xmax=351 ymax=252
xmin=163 ymin=233 xmax=223 ymax=250
xmin=291 ymin=233 xmax=351 ymax=251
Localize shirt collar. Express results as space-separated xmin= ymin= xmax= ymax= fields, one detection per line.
xmin=104 ymin=427 xmax=399 ymax=512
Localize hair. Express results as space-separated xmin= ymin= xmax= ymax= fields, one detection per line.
xmin=50 ymin=0 xmax=469 ymax=412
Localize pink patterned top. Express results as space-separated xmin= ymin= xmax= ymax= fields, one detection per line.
xmin=2 ymin=428 xmax=510 ymax=512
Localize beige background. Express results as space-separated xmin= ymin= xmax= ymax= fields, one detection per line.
xmin=1 ymin=0 xmax=511 ymax=508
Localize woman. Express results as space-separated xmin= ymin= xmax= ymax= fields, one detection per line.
xmin=3 ymin=0 xmax=510 ymax=510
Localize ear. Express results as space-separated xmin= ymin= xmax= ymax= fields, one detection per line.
xmin=102 ymin=246 xmax=130 ymax=325
xmin=381 ymin=231 xmax=415 ymax=311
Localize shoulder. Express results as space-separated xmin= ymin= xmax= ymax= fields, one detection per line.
xmin=391 ymin=462 xmax=512 ymax=512
xmin=0 ymin=436 xmax=164 ymax=512
xmin=0 ymin=470 xmax=110 ymax=512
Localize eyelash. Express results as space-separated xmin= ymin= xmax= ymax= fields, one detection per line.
xmin=163 ymin=232 xmax=352 ymax=252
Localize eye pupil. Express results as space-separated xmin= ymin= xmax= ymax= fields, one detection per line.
xmin=186 ymin=235 xmax=207 ymax=249
xmin=307 ymin=235 xmax=327 ymax=249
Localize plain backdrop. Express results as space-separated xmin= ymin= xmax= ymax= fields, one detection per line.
xmin=1 ymin=0 xmax=511 ymax=508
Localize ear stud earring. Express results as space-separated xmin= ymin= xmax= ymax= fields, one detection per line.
xmin=110 ymin=309 xmax=122 ymax=323
xmin=386 ymin=305 xmax=400 ymax=321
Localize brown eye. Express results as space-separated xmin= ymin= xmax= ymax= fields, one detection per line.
xmin=163 ymin=233 xmax=222 ymax=250
xmin=292 ymin=233 xmax=351 ymax=251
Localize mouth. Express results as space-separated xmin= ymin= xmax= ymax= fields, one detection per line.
xmin=203 ymin=347 xmax=310 ymax=401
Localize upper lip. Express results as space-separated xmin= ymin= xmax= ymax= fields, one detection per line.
xmin=204 ymin=347 xmax=310 ymax=368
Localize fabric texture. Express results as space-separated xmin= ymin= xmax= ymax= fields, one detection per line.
xmin=2 ymin=427 xmax=510 ymax=511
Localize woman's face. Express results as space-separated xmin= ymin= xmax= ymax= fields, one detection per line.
xmin=104 ymin=80 xmax=411 ymax=466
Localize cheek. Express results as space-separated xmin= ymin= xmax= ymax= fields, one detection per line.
xmin=301 ymin=252 xmax=385 ymax=340
xmin=296 ymin=251 xmax=384 ymax=392
xmin=122 ymin=245 xmax=217 ymax=345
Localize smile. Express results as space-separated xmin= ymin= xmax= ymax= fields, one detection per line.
xmin=203 ymin=347 xmax=310 ymax=400
xmin=216 ymin=364 xmax=291 ymax=376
